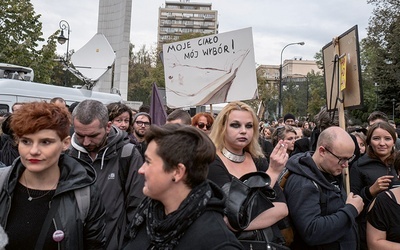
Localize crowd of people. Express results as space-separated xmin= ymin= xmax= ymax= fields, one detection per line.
xmin=0 ymin=99 xmax=400 ymax=249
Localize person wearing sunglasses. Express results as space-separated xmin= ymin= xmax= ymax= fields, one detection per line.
xmin=191 ymin=112 xmax=214 ymax=135
xmin=283 ymin=126 xmax=364 ymax=249
xmin=350 ymin=121 xmax=400 ymax=250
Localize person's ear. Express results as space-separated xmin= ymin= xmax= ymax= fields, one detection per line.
xmin=172 ymin=163 xmax=186 ymax=182
xmin=106 ymin=121 xmax=112 ymax=134
xmin=62 ymin=136 xmax=71 ymax=151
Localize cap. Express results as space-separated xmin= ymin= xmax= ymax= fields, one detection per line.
xmin=283 ymin=113 xmax=296 ymax=123
xmin=133 ymin=112 xmax=152 ymax=124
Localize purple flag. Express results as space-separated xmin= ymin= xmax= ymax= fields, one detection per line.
xmin=150 ymin=82 xmax=167 ymax=125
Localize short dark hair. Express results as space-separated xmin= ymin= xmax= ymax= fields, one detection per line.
xmin=72 ymin=99 xmax=108 ymax=127
xmin=145 ymin=124 xmax=216 ymax=188
xmin=367 ymin=111 xmax=388 ymax=125
xmin=107 ymin=102 xmax=133 ymax=133
xmin=166 ymin=109 xmax=191 ymax=125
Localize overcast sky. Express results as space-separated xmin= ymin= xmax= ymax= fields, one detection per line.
xmin=31 ymin=0 xmax=374 ymax=65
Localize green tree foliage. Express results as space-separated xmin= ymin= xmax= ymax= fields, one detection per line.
xmin=31 ymin=32 xmax=59 ymax=83
xmin=128 ymin=45 xmax=164 ymax=104
xmin=0 ymin=0 xmax=43 ymax=66
xmin=0 ymin=0 xmax=58 ymax=84
xmin=253 ymin=67 xmax=279 ymax=120
xmin=306 ymin=71 xmax=326 ymax=116
xmin=362 ymin=0 xmax=400 ymax=116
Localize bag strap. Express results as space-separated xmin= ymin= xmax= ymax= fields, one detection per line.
xmin=279 ymin=169 xmax=291 ymax=189
xmin=312 ymin=180 xmax=328 ymax=216
xmin=74 ymin=186 xmax=90 ymax=223
xmin=34 ymin=198 xmax=61 ymax=250
xmin=118 ymin=143 xmax=136 ymax=194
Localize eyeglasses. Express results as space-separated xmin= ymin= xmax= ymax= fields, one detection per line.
xmin=135 ymin=121 xmax=150 ymax=127
xmin=324 ymin=147 xmax=355 ymax=165
xmin=197 ymin=122 xmax=212 ymax=130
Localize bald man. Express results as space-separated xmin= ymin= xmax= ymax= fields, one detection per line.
xmin=283 ymin=126 xmax=364 ymax=249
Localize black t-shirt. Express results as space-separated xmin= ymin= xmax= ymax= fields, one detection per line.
xmin=367 ymin=190 xmax=400 ymax=243
xmin=6 ymin=182 xmax=57 ymax=250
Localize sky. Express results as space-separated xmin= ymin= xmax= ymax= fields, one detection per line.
xmin=31 ymin=0 xmax=375 ymax=66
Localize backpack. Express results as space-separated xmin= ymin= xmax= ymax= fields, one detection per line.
xmin=118 ymin=142 xmax=138 ymax=194
xmin=0 ymin=166 xmax=90 ymax=224
xmin=278 ymin=169 xmax=327 ymax=247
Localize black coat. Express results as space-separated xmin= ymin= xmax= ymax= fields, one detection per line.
xmin=122 ymin=182 xmax=243 ymax=250
xmin=350 ymin=153 xmax=399 ymax=248
xmin=0 ymin=154 xmax=106 ymax=249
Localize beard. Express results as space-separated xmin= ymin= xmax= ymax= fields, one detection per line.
xmin=134 ymin=128 xmax=146 ymax=138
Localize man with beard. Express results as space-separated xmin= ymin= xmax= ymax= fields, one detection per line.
xmin=131 ymin=112 xmax=151 ymax=160
xmin=68 ymin=99 xmax=144 ymax=250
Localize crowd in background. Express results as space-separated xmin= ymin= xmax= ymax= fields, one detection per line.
xmin=0 ymin=99 xmax=400 ymax=249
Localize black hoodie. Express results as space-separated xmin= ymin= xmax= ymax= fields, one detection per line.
xmin=69 ymin=126 xmax=144 ymax=250
xmin=284 ymin=152 xmax=359 ymax=250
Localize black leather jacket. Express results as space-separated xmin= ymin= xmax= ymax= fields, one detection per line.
xmin=0 ymin=154 xmax=106 ymax=249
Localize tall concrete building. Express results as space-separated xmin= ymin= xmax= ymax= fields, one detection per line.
xmin=95 ymin=0 xmax=132 ymax=100
xmin=158 ymin=0 xmax=218 ymax=47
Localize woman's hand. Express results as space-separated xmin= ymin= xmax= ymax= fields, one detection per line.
xmin=267 ymin=140 xmax=289 ymax=186
xmin=369 ymin=175 xmax=393 ymax=197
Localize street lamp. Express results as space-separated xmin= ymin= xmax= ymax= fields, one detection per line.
xmin=278 ymin=42 xmax=305 ymax=117
xmin=57 ymin=20 xmax=70 ymax=86
xmin=57 ymin=20 xmax=70 ymax=61
xmin=392 ymin=98 xmax=396 ymax=120
xmin=374 ymin=82 xmax=379 ymax=110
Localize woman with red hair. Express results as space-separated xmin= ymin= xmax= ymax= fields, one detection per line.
xmin=191 ymin=112 xmax=214 ymax=135
xmin=0 ymin=102 xmax=106 ymax=249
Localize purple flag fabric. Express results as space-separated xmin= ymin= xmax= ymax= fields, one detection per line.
xmin=150 ymin=82 xmax=167 ymax=125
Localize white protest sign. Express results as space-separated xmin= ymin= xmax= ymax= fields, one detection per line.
xmin=163 ymin=27 xmax=258 ymax=108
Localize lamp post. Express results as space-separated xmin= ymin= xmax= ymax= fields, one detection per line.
xmin=278 ymin=42 xmax=305 ymax=117
xmin=392 ymin=98 xmax=396 ymax=121
xmin=57 ymin=20 xmax=70 ymax=86
xmin=374 ymin=82 xmax=379 ymax=110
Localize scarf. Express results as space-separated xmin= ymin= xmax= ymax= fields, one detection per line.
xmin=127 ymin=181 xmax=212 ymax=250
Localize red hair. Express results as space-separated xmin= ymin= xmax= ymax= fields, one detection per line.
xmin=11 ymin=102 xmax=71 ymax=140
xmin=191 ymin=112 xmax=214 ymax=126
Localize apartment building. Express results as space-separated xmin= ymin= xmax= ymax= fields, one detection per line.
xmin=258 ymin=58 xmax=321 ymax=85
xmin=158 ymin=0 xmax=218 ymax=47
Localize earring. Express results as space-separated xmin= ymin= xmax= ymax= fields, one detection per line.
xmin=172 ymin=177 xmax=176 ymax=182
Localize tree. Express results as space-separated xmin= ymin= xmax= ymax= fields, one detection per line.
xmin=0 ymin=0 xmax=43 ymax=66
xmin=0 ymin=0 xmax=58 ymax=84
xmin=306 ymin=71 xmax=325 ymax=116
xmin=31 ymin=32 xmax=59 ymax=83
xmin=362 ymin=0 xmax=400 ymax=115
xmin=254 ymin=66 xmax=279 ymax=120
